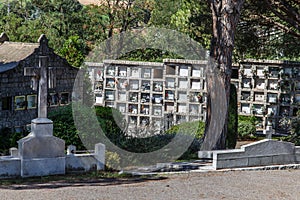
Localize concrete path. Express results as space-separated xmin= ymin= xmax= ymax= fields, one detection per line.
xmin=1 ymin=169 xmax=300 ymax=200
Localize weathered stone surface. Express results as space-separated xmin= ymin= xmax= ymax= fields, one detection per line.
xmin=9 ymin=147 xmax=19 ymax=157
xmin=209 ymin=139 xmax=300 ymax=169
xmin=18 ymin=135 xmax=65 ymax=159
xmin=66 ymin=154 xmax=97 ymax=172
xmin=18 ymin=115 xmax=65 ymax=177
xmin=65 ymin=143 xmax=105 ymax=172
xmin=198 ymin=151 xmax=214 ymax=159
xmin=0 ymin=157 xmax=20 ymax=178
xmin=67 ymin=145 xmax=76 ymax=155
xmin=18 ymin=134 xmax=65 ymax=177
xmin=30 ymin=118 xmax=54 ymax=137
xmin=241 ymin=139 xmax=295 ymax=156
xmin=94 ymin=143 xmax=105 ymax=170
xmin=21 ymin=157 xmax=65 ymax=177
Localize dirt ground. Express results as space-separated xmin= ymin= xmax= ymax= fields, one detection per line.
xmin=1 ymin=170 xmax=300 ymax=200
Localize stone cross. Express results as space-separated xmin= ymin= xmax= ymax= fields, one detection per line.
xmin=24 ymin=35 xmax=59 ymax=118
xmin=25 ymin=55 xmax=48 ymax=118
xmin=264 ymin=122 xmax=274 ymax=139
xmin=19 ymin=35 xmax=66 ymax=178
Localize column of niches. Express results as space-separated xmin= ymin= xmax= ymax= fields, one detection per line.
xmin=164 ymin=64 xmax=178 ymax=124
xmin=150 ymin=66 xmax=164 ymax=128
xmin=265 ymin=65 xmax=280 ymax=129
xmin=188 ymin=64 xmax=202 ymax=122
xmin=103 ymin=64 xmax=116 ymax=108
xmin=115 ymin=65 xmax=128 ymax=120
xmin=174 ymin=64 xmax=188 ymax=124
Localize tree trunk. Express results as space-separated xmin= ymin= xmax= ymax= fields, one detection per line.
xmin=201 ymin=0 xmax=244 ymax=150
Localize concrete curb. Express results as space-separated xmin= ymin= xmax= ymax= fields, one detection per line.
xmin=125 ymin=163 xmax=300 ymax=176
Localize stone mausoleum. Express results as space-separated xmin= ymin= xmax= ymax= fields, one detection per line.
xmin=0 ymin=33 xmax=78 ymax=132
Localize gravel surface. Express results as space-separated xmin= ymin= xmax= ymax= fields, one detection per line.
xmin=1 ymin=170 xmax=300 ymax=200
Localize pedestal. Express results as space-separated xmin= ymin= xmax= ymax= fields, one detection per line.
xmin=18 ymin=118 xmax=65 ymax=177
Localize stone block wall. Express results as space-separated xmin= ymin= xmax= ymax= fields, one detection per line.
xmin=209 ymin=139 xmax=300 ymax=169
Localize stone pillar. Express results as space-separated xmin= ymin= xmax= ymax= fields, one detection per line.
xmin=67 ymin=145 xmax=76 ymax=155
xmin=9 ymin=147 xmax=18 ymax=157
xmin=94 ymin=143 xmax=105 ymax=170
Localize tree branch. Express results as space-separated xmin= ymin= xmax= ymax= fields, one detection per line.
xmin=252 ymin=14 xmax=300 ymax=38
xmin=264 ymin=0 xmax=300 ymax=32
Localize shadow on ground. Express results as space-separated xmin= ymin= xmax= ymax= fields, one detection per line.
xmin=0 ymin=174 xmax=167 ymax=190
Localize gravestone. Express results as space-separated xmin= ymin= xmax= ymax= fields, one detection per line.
xmin=18 ymin=35 xmax=65 ymax=177
xmin=264 ymin=121 xmax=274 ymax=139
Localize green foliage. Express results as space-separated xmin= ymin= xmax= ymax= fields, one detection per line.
xmin=235 ymin=0 xmax=300 ymax=61
xmin=0 ymin=127 xmax=27 ymax=155
xmin=1 ymin=0 xmax=299 ymax=63
xmin=283 ymin=110 xmax=300 ymax=145
xmin=238 ymin=115 xmax=257 ymax=125
xmin=290 ymin=110 xmax=300 ymax=135
xmin=165 ymin=120 xmax=205 ymax=139
xmin=48 ymin=104 xmax=85 ymax=150
xmin=48 ymin=104 xmax=204 ymax=163
xmin=165 ymin=120 xmax=205 ymax=159
xmin=170 ymin=0 xmax=211 ymax=49
xmin=105 ymin=151 xmax=121 ymax=171
xmin=238 ymin=116 xmax=257 ymax=140
xmin=81 ymin=5 xmax=109 ymax=44
xmin=59 ymin=35 xmax=87 ymax=67
xmin=149 ymin=0 xmax=181 ymax=28
xmin=0 ymin=0 xmax=105 ymax=65
xmin=0 ymin=128 xmax=14 ymax=155
xmin=149 ymin=0 xmax=211 ymax=49
xmin=119 ymin=48 xmax=183 ymax=62
xmin=227 ymin=84 xmax=238 ymax=149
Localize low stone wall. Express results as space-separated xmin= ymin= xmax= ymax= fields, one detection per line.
xmin=0 ymin=157 xmax=20 ymax=178
xmin=296 ymin=147 xmax=300 ymax=163
xmin=66 ymin=154 xmax=99 ymax=172
xmin=199 ymin=139 xmax=300 ymax=170
xmin=64 ymin=143 xmax=105 ymax=172
xmin=0 ymin=143 xmax=105 ymax=179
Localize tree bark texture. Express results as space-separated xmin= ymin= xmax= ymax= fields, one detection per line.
xmin=201 ymin=0 xmax=244 ymax=150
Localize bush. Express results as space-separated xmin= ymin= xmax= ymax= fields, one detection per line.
xmin=0 ymin=127 xmax=27 ymax=156
xmin=283 ymin=110 xmax=300 ymax=145
xmin=49 ymin=105 xmax=205 ymax=167
xmin=238 ymin=121 xmax=256 ymax=139
xmin=48 ymin=104 xmax=85 ymax=150
xmin=105 ymin=151 xmax=121 ymax=171
xmin=165 ymin=120 xmax=205 ymax=160
xmin=238 ymin=115 xmax=257 ymax=125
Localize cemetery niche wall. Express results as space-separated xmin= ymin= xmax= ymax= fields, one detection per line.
xmin=0 ymin=33 xmax=78 ymax=132
xmin=88 ymin=59 xmax=300 ymax=136
xmin=231 ymin=59 xmax=300 ymax=134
